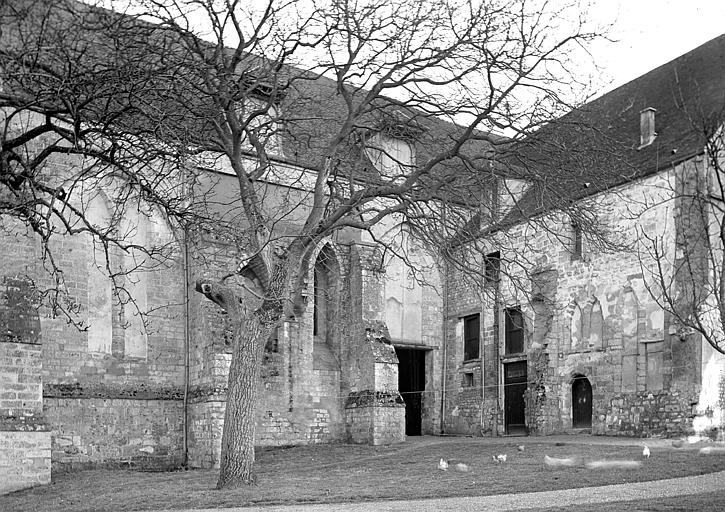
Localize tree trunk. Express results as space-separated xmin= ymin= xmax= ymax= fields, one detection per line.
xmin=216 ymin=313 xmax=272 ymax=488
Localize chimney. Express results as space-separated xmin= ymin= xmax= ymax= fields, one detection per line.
xmin=639 ymin=107 xmax=657 ymax=148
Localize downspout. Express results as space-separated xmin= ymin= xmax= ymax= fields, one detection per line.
xmin=440 ymin=256 xmax=448 ymax=434
xmin=480 ymin=291 xmax=485 ymax=435
xmin=182 ymin=227 xmax=191 ymax=467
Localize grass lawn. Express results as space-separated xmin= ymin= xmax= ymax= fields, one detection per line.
xmin=2 ymin=437 xmax=724 ymax=511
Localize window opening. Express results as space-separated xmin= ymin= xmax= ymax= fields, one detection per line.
xmin=505 ymin=307 xmax=525 ymax=354
xmin=463 ymin=314 xmax=480 ymax=361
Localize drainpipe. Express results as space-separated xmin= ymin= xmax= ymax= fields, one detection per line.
xmin=182 ymin=227 xmax=191 ymax=467
xmin=440 ymin=256 xmax=448 ymax=434
xmin=480 ymin=294 xmax=485 ymax=434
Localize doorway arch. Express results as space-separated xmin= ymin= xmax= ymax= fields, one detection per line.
xmin=571 ymin=375 xmax=592 ymax=428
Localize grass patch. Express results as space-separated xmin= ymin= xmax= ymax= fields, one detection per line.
xmin=2 ymin=437 xmax=724 ymax=511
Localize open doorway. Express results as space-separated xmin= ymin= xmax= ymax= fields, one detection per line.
xmin=572 ymin=375 xmax=592 ymax=428
xmin=396 ymin=348 xmax=426 ymax=436
xmin=504 ymin=360 xmax=527 ymax=435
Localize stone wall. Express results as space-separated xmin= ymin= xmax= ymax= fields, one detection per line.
xmin=0 ymin=271 xmax=52 ymax=493
xmin=44 ymin=397 xmax=184 ymax=471
xmin=0 ymin=430 xmax=51 ymax=494
xmin=0 ymin=211 xmax=187 ymax=476
xmin=443 ymin=165 xmax=720 ymax=438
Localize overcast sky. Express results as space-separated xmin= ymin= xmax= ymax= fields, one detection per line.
xmin=587 ymin=0 xmax=725 ymax=96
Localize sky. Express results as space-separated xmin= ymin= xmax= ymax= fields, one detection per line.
xmin=587 ymin=0 xmax=725 ymax=96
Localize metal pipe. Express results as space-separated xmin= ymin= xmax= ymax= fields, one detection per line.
xmin=182 ymin=226 xmax=191 ymax=467
xmin=440 ymin=256 xmax=448 ymax=434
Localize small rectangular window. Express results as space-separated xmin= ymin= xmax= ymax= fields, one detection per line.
xmin=463 ymin=314 xmax=480 ymax=361
xmin=505 ymin=307 xmax=525 ymax=354
xmin=462 ymin=372 xmax=474 ymax=387
xmin=484 ymin=251 xmax=501 ymax=286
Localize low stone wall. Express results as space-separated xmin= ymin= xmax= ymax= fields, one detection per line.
xmin=0 ymin=338 xmax=51 ymax=494
xmin=603 ymin=388 xmax=698 ymax=437
xmin=0 ymin=430 xmax=51 ymax=494
xmin=43 ymin=397 xmax=184 ymax=471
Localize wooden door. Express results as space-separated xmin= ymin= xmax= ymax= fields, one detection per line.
xmin=504 ymin=360 xmax=527 ymax=435
xmin=396 ymin=348 xmax=425 ymax=436
xmin=572 ymin=376 xmax=592 ymax=428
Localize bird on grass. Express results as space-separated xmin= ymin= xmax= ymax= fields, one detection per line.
xmin=492 ymin=454 xmax=507 ymax=463
xmin=642 ymin=444 xmax=651 ymax=459
xmin=438 ymin=458 xmax=449 ymax=471
xmin=517 ymin=445 xmax=526 ymax=452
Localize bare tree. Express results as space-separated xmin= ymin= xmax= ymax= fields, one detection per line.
xmin=640 ymin=106 xmax=725 ymax=355
xmin=2 ymin=0 xmax=613 ymax=487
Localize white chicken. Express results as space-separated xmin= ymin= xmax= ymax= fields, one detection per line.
xmin=438 ymin=458 xmax=449 ymax=471
xmin=642 ymin=444 xmax=651 ymax=459
xmin=492 ymin=453 xmax=507 ymax=463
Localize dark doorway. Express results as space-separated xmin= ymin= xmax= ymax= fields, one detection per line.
xmin=572 ymin=376 xmax=592 ymax=428
xmin=396 ymin=348 xmax=426 ymax=436
xmin=504 ymin=360 xmax=527 ymax=435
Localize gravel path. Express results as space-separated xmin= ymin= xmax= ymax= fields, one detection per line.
xmin=162 ymin=468 xmax=725 ymax=512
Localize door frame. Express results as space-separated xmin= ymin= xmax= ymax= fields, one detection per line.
xmin=503 ymin=359 xmax=528 ymax=435
xmin=395 ymin=346 xmax=428 ymax=436
xmin=571 ymin=375 xmax=593 ymax=428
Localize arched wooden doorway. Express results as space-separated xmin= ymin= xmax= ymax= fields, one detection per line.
xmin=571 ymin=376 xmax=592 ymax=428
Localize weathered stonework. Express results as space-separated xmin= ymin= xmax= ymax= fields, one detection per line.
xmin=1 ymin=280 xmax=51 ymax=493
xmin=443 ymin=164 xmax=725 ymax=440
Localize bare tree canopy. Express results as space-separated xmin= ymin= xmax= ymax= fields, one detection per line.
xmin=1 ymin=0 xmax=615 ymax=487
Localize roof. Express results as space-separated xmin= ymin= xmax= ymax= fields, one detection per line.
xmin=496 ymin=32 xmax=725 ymax=228
xmin=1 ymin=0 xmax=498 ymax=207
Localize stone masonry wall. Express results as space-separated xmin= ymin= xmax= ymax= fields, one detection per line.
xmin=0 ymin=340 xmax=51 ymax=494
xmin=0 ymin=257 xmax=51 ymax=493
xmin=0 ymin=212 xmax=187 ymax=473
xmin=443 ymin=166 xmax=713 ymax=438
xmin=44 ymin=397 xmax=184 ymax=471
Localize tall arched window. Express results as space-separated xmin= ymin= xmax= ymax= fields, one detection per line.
xmin=588 ymin=298 xmax=604 ymax=350
xmin=86 ymin=195 xmax=113 ymax=354
xmin=569 ymin=302 xmax=582 ymax=350
xmin=313 ymin=244 xmax=340 ymax=369
xmin=120 ymin=208 xmax=149 ymax=359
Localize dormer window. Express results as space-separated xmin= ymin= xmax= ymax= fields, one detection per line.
xmin=638 ymin=107 xmax=657 ymax=148
xmin=365 ymin=132 xmax=415 ymax=177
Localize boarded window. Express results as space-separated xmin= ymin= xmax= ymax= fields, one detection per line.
xmin=505 ymin=307 xmax=525 ymax=354
xmin=646 ymin=341 xmax=664 ymax=391
xmin=582 ymin=297 xmax=604 ymax=349
xmin=622 ymin=355 xmax=637 ymax=392
xmin=588 ymin=299 xmax=604 ymax=349
xmin=463 ymin=314 xmax=480 ymax=361
xmin=532 ymin=296 xmax=550 ymax=347
xmin=570 ymin=303 xmax=582 ymax=350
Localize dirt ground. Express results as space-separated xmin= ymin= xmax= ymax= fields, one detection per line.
xmin=2 ymin=436 xmax=724 ymax=512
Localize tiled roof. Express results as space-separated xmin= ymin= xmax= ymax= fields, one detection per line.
xmin=498 ymin=32 xmax=725 ymax=226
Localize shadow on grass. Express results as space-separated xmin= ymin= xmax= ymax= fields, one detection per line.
xmin=2 ymin=437 xmax=725 ymax=512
